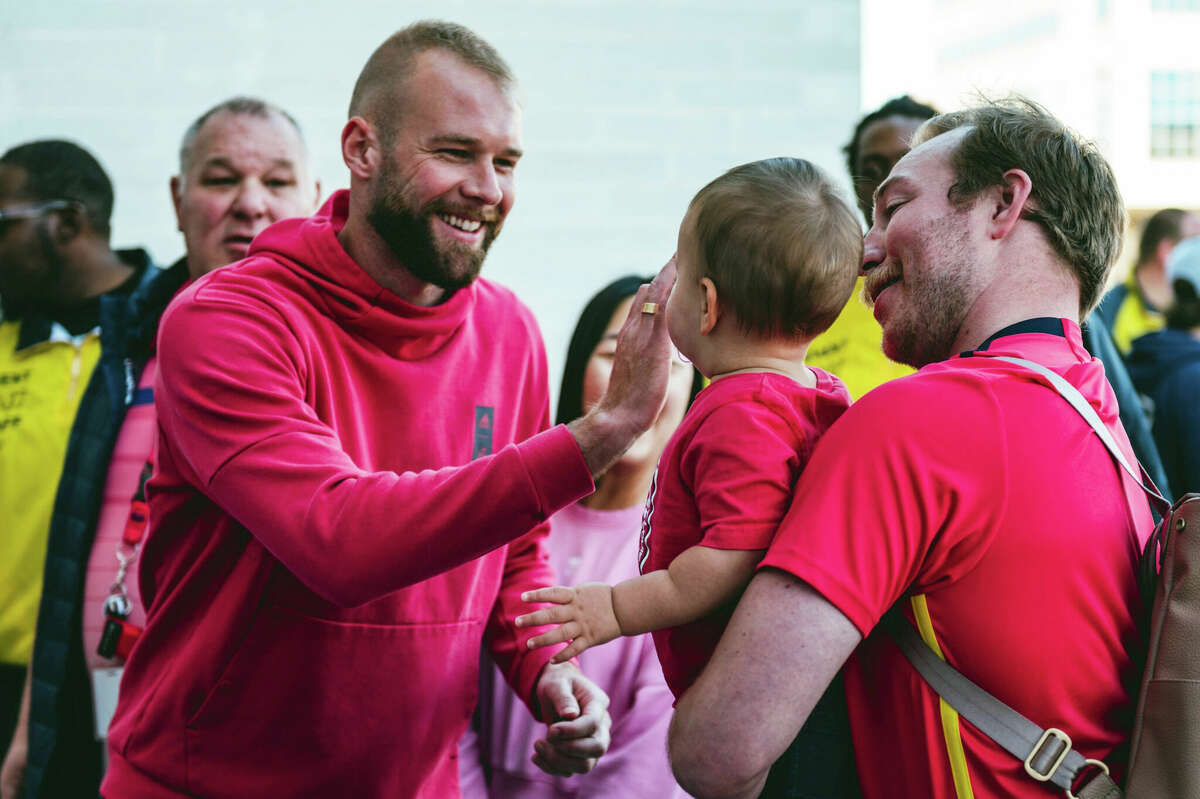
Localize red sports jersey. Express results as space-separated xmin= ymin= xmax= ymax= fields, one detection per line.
xmin=640 ymin=369 xmax=851 ymax=698
xmin=761 ymin=318 xmax=1154 ymax=798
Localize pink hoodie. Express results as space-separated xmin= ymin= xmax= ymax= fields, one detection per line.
xmin=103 ymin=191 xmax=594 ymax=798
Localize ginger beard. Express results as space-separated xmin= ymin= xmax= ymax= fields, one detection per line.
xmin=366 ymin=151 xmax=502 ymax=292
xmin=866 ymin=208 xmax=980 ymax=368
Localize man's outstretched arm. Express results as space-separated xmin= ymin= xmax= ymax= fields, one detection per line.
xmin=154 ymin=260 xmax=677 ymax=608
xmin=668 ymin=568 xmax=861 ymax=799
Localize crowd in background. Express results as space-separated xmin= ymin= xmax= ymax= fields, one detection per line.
xmin=0 ymin=18 xmax=1191 ymax=799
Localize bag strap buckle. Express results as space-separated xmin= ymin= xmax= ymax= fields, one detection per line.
xmin=1066 ymin=759 xmax=1112 ymax=799
xmin=1024 ymin=727 xmax=1071 ymax=782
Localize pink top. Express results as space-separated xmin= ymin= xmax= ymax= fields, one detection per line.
xmin=103 ymin=191 xmax=594 ymax=799
xmin=462 ymin=501 xmax=689 ymax=798
xmin=641 ymin=370 xmax=851 ymax=698
xmin=81 ymin=358 xmax=155 ymax=669
xmin=761 ymin=319 xmax=1155 ymax=798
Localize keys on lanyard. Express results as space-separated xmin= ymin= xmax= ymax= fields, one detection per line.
xmin=98 ymin=593 xmax=140 ymax=660
xmin=96 ymin=459 xmax=153 ymax=661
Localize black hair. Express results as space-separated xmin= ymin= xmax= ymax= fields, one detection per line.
xmin=555 ymin=275 xmax=703 ymax=427
xmin=0 ymin=139 xmax=114 ymax=237
xmin=843 ymin=94 xmax=939 ymax=180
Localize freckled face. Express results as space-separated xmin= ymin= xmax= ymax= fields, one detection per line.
xmin=862 ymin=130 xmax=988 ymax=367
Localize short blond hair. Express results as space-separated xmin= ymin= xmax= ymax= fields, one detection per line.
xmin=349 ymin=20 xmax=514 ymax=142
xmin=687 ymin=157 xmax=862 ymax=340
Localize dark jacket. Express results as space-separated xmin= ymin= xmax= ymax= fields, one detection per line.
xmin=24 ymin=256 xmax=187 ymax=799
xmin=1128 ymin=327 xmax=1200 ymax=499
xmin=1081 ymin=315 xmax=1173 ymax=501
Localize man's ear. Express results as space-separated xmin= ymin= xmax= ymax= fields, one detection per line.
xmin=342 ymin=117 xmax=378 ymax=180
xmin=169 ymin=176 xmax=184 ymax=233
xmin=700 ymin=277 xmax=721 ymax=335
xmin=987 ymin=168 xmax=1034 ymax=241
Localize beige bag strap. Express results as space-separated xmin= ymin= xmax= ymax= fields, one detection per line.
xmin=885 ymin=354 xmax=1153 ymax=798
xmin=884 ymin=615 xmax=1121 ymax=797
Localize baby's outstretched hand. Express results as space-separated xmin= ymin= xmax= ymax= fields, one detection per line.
xmin=516 ymin=583 xmax=622 ymax=662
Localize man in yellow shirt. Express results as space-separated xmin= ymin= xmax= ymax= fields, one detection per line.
xmin=808 ymin=95 xmax=938 ymax=399
xmin=0 ymin=141 xmax=143 ymax=755
xmin=1095 ymin=207 xmax=1200 ymax=352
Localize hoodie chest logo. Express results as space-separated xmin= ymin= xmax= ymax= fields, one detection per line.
xmin=473 ymin=405 xmax=494 ymax=460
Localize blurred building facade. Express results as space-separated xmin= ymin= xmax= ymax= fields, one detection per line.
xmin=3 ymin=0 xmax=860 ymax=398
xmin=864 ymin=0 xmax=1200 ymax=275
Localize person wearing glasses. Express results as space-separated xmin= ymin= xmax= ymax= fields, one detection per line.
xmin=0 ymin=140 xmax=147 ymax=775
xmin=0 ymin=99 xmax=320 ymax=799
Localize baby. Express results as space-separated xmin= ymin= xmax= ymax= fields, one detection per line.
xmin=517 ymin=157 xmax=863 ymax=699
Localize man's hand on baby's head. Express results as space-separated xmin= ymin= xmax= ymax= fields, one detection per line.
xmin=597 ymin=257 xmax=677 ymax=432
xmin=517 ymin=583 xmax=622 ymax=662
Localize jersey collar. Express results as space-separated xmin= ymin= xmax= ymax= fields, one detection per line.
xmin=962 ymin=317 xmax=1065 ymax=356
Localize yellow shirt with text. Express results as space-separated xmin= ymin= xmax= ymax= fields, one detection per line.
xmin=0 ymin=319 xmax=100 ymax=666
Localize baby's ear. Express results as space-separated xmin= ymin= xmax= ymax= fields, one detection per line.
xmin=700 ymin=277 xmax=721 ymax=335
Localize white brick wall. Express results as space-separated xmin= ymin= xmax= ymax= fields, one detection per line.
xmin=1 ymin=0 xmax=860 ymax=401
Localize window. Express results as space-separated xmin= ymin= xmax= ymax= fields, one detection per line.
xmin=1151 ymin=72 xmax=1200 ymax=157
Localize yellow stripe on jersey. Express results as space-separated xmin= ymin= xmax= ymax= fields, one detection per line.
xmin=910 ymin=593 xmax=975 ymax=799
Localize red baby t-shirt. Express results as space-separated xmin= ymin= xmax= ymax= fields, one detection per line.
xmin=639 ymin=368 xmax=850 ymax=698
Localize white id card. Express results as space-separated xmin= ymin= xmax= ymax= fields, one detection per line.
xmin=90 ymin=667 xmax=124 ymax=741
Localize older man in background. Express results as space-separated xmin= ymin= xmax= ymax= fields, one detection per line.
xmin=0 ymin=97 xmax=319 ymax=799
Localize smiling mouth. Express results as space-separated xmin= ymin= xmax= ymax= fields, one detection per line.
xmin=224 ymin=235 xmax=254 ymax=250
xmin=437 ymin=213 xmax=483 ymax=234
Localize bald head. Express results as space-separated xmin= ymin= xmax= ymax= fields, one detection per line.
xmin=349 ymin=20 xmax=514 ymax=143
xmin=179 ymin=97 xmax=306 ymax=175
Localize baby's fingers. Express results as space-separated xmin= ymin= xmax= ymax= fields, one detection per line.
xmin=516 ymin=605 xmax=576 ymax=629
xmin=551 ymin=638 xmax=590 ymax=663
xmin=522 ymin=586 xmax=575 ymax=605
xmin=526 ymin=622 xmax=581 ymax=650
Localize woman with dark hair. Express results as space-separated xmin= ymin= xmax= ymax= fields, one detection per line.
xmin=1128 ymin=236 xmax=1200 ymax=496
xmin=458 ymin=275 xmax=700 ymax=798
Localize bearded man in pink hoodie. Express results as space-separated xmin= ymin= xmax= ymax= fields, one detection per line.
xmin=102 ymin=20 xmax=677 ymax=799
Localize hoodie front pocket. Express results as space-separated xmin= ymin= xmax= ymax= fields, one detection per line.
xmin=185 ymin=604 xmax=482 ymax=799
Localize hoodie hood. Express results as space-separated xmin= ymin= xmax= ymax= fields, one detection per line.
xmin=1127 ymin=327 xmax=1200 ymax=394
xmin=246 ymin=189 xmax=477 ymax=360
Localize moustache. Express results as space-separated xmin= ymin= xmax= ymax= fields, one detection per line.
xmin=862 ymin=265 xmax=901 ymax=306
